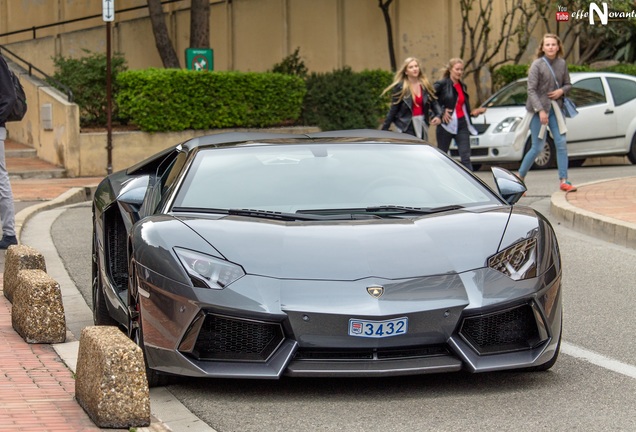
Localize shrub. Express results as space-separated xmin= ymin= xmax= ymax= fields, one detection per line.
xmin=116 ymin=69 xmax=306 ymax=132
xmin=50 ymin=50 xmax=128 ymax=126
xmin=302 ymin=67 xmax=392 ymax=131
xmin=601 ymin=63 xmax=636 ymax=76
xmin=271 ymin=48 xmax=308 ymax=79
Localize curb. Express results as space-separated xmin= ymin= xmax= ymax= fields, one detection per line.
xmin=550 ymin=181 xmax=636 ymax=249
xmin=15 ymin=186 xmax=95 ymax=240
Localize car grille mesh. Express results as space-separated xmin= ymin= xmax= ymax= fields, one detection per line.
xmin=192 ymin=315 xmax=284 ymax=361
xmin=105 ymin=210 xmax=128 ymax=291
xmin=459 ymin=304 xmax=541 ymax=355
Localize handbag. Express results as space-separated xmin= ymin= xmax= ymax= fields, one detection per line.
xmin=542 ymin=57 xmax=578 ymax=118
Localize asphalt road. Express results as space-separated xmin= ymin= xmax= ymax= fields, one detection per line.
xmin=50 ymin=163 xmax=636 ymax=432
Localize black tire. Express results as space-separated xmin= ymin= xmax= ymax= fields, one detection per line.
xmin=628 ymin=133 xmax=636 ymax=164
xmin=92 ymin=230 xmax=118 ymax=326
xmin=128 ymin=260 xmax=172 ymax=388
xmin=524 ymin=136 xmax=556 ymax=170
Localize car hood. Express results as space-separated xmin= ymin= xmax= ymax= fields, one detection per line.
xmin=178 ymin=207 xmax=527 ymax=280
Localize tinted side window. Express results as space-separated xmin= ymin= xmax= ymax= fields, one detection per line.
xmin=570 ymin=78 xmax=606 ymax=107
xmin=607 ymin=77 xmax=636 ymax=106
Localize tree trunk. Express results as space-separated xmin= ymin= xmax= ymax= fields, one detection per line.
xmin=378 ymin=0 xmax=396 ymax=72
xmin=190 ymin=0 xmax=210 ymax=48
xmin=147 ymin=0 xmax=181 ymax=68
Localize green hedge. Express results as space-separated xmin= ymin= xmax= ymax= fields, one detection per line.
xmin=301 ymin=67 xmax=392 ymax=131
xmin=116 ymin=69 xmax=306 ymax=132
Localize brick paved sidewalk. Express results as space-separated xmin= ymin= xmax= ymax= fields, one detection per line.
xmin=0 ymin=276 xmax=101 ymax=432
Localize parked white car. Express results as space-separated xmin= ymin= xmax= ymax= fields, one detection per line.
xmin=451 ymin=72 xmax=636 ymax=169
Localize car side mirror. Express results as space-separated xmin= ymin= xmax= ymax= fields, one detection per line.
xmin=491 ymin=167 xmax=526 ymax=205
xmin=118 ymin=175 xmax=151 ymax=219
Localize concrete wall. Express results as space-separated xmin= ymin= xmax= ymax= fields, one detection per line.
xmin=0 ymin=0 xmax=528 ymax=76
xmin=6 ymin=61 xmax=81 ymax=176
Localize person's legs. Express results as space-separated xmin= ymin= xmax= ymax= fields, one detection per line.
xmin=455 ymin=117 xmax=472 ymax=171
xmin=518 ymin=113 xmax=543 ymax=179
xmin=0 ymin=127 xmax=17 ymax=248
xmin=548 ymin=110 xmax=569 ymax=181
xmin=436 ymin=125 xmax=454 ymax=154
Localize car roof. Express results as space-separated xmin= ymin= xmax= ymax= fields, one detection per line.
xmin=181 ymin=129 xmax=425 ymax=150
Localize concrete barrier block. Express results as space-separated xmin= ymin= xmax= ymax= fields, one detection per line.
xmin=3 ymin=244 xmax=46 ymax=302
xmin=11 ymin=269 xmax=65 ymax=344
xmin=75 ymin=326 xmax=150 ymax=429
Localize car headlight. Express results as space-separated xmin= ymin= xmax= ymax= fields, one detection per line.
xmin=174 ymin=247 xmax=245 ymax=289
xmin=487 ymin=237 xmax=537 ymax=280
xmin=493 ymin=117 xmax=522 ymax=134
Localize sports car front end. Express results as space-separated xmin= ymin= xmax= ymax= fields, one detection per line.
xmin=111 ymin=133 xmax=562 ymax=381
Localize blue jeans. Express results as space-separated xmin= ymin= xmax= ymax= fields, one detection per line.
xmin=0 ymin=127 xmax=15 ymax=237
xmin=519 ymin=108 xmax=568 ymax=180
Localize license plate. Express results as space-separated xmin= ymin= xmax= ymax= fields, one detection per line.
xmin=470 ymin=136 xmax=479 ymax=146
xmin=348 ymin=317 xmax=408 ymax=338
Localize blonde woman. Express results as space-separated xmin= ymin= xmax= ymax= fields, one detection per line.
xmin=381 ymin=57 xmax=442 ymax=140
xmin=434 ymin=58 xmax=486 ymax=171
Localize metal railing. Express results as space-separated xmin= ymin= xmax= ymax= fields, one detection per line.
xmin=0 ymin=0 xmax=185 ymax=39
xmin=0 ymin=45 xmax=73 ymax=102
xmin=0 ymin=0 xmax=188 ymax=103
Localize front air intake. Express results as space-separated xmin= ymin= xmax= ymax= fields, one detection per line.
xmin=187 ymin=314 xmax=284 ymax=361
xmin=459 ymin=304 xmax=544 ymax=355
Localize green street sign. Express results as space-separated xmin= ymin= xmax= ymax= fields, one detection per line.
xmin=186 ymin=48 xmax=214 ymax=71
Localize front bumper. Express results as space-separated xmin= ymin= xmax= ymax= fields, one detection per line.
xmin=136 ymin=263 xmax=562 ymax=379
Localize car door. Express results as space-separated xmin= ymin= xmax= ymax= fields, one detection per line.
xmin=605 ymin=76 xmax=636 ymax=153
xmin=565 ymin=76 xmax=619 ymax=156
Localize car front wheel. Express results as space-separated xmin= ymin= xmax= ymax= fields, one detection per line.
xmin=92 ymin=230 xmax=117 ymax=326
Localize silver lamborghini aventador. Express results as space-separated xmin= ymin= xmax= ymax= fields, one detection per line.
xmin=92 ymin=129 xmax=562 ymax=386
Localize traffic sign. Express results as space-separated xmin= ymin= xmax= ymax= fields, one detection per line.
xmin=103 ymin=0 xmax=115 ymax=22
xmin=186 ymin=48 xmax=214 ymax=71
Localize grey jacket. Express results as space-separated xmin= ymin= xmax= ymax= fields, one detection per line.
xmin=526 ymin=56 xmax=571 ymax=114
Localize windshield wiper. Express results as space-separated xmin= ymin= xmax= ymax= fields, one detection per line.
xmin=229 ymin=208 xmax=384 ymax=221
xmin=364 ymin=205 xmax=464 ymax=215
xmin=297 ymin=205 xmax=463 ymax=217
xmin=172 ymin=207 xmax=381 ymax=221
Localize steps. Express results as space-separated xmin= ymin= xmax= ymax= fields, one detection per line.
xmin=5 ymin=139 xmax=66 ymax=179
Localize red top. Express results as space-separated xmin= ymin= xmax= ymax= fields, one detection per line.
xmin=454 ymin=82 xmax=465 ymax=118
xmin=412 ymin=86 xmax=424 ymax=116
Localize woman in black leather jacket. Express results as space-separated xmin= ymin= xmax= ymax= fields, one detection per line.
xmin=381 ymin=57 xmax=442 ymax=140
xmin=434 ymin=58 xmax=486 ymax=171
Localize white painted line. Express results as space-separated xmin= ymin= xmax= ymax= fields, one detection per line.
xmin=562 ymin=341 xmax=636 ymax=379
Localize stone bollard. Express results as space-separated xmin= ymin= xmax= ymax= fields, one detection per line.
xmin=11 ymin=269 xmax=66 ymax=344
xmin=3 ymin=244 xmax=47 ymax=303
xmin=75 ymin=326 xmax=151 ymax=429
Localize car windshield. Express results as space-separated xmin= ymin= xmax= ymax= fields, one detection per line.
xmin=484 ymin=81 xmax=528 ymax=107
xmin=171 ymin=143 xmax=501 ymax=214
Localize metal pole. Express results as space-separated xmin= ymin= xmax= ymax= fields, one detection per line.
xmin=106 ymin=21 xmax=113 ymax=175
